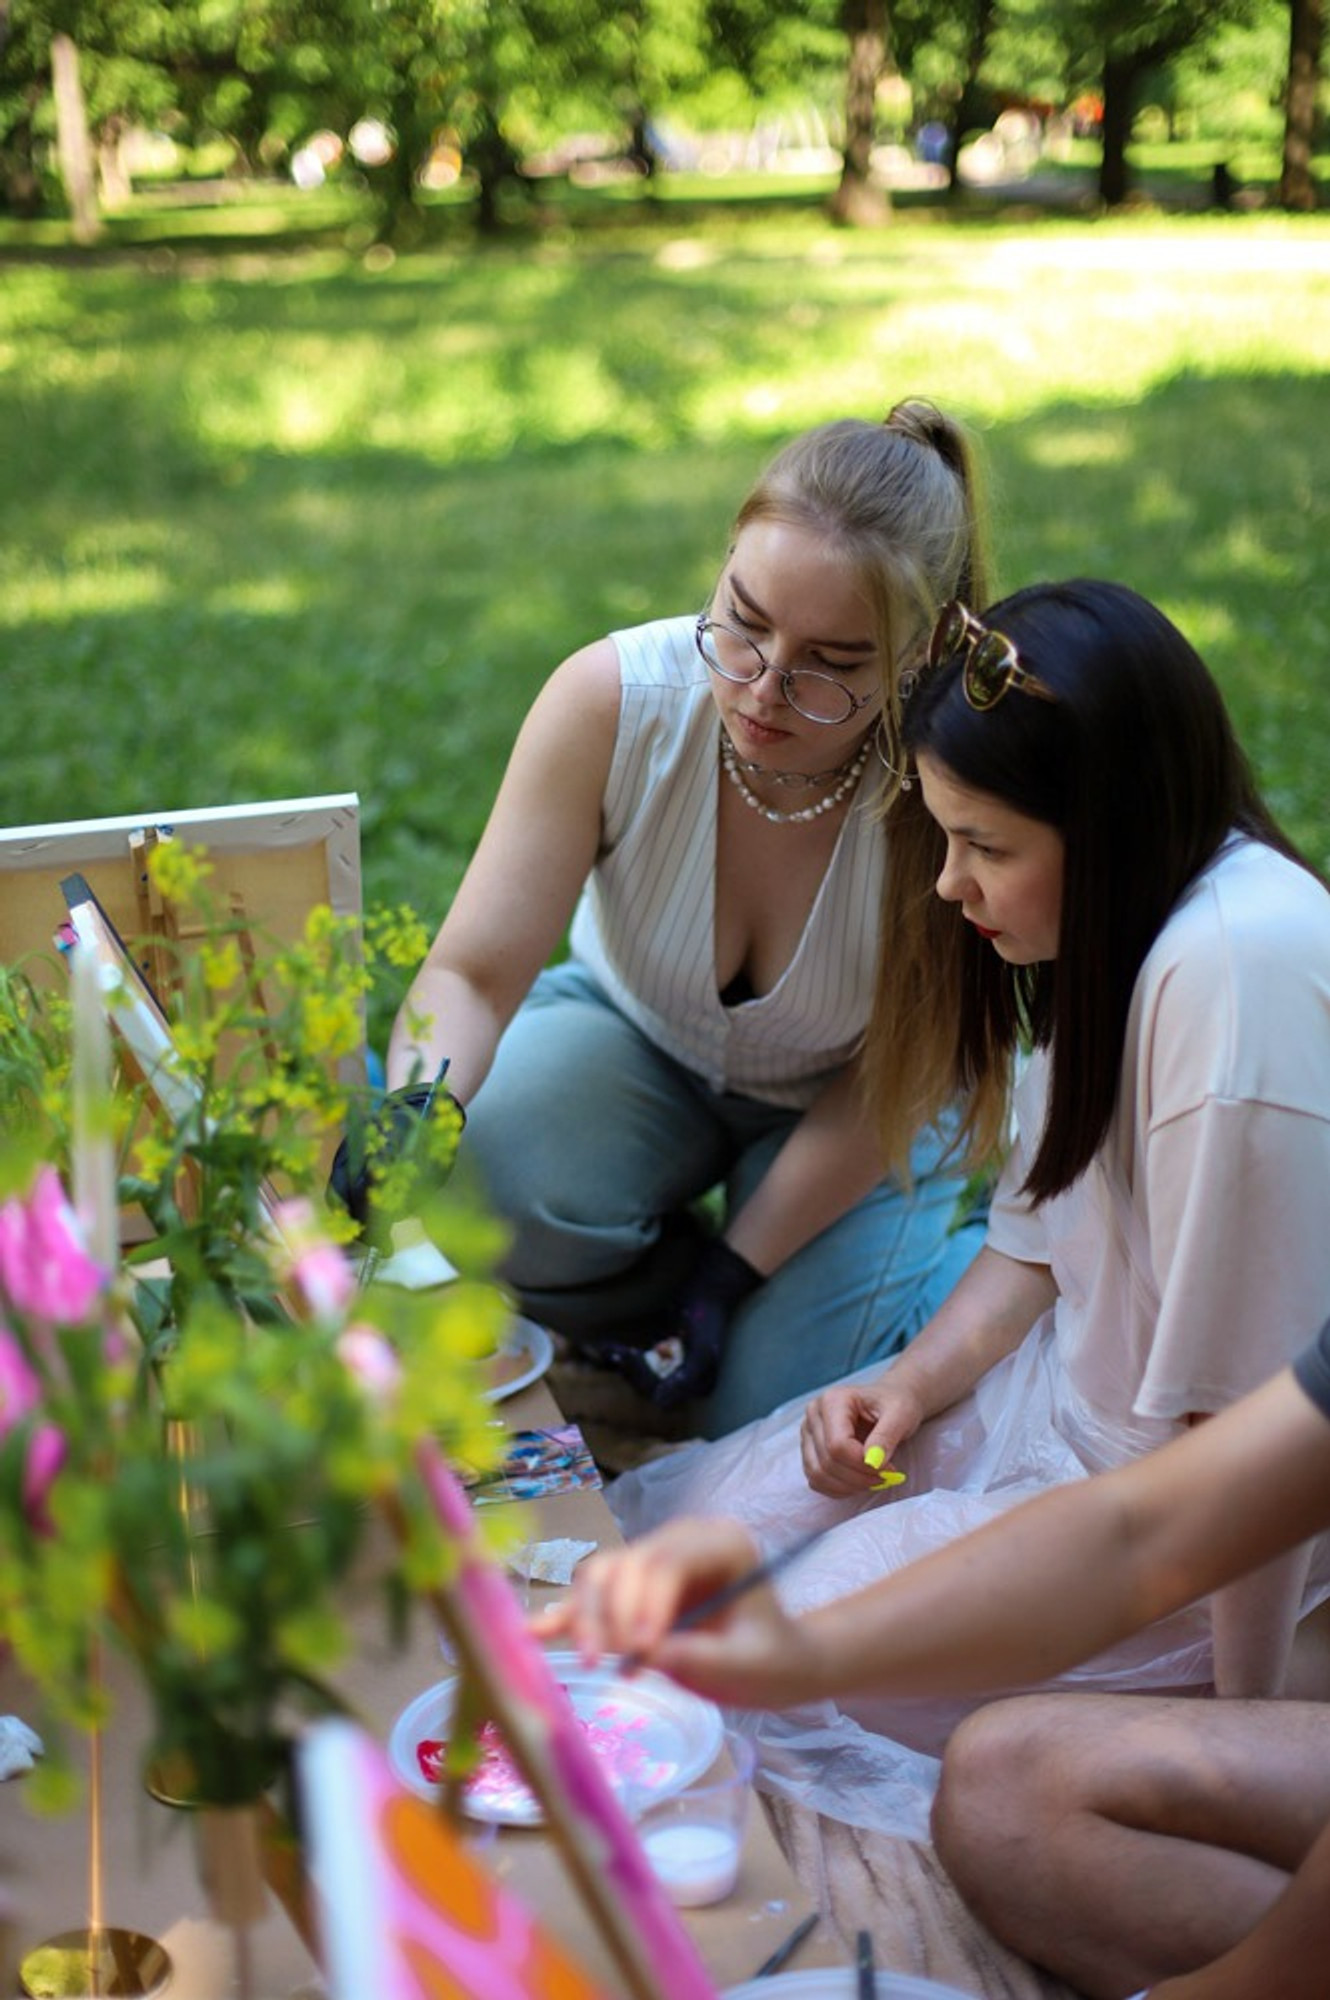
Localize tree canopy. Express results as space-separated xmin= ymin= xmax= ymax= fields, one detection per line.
xmin=0 ymin=0 xmax=1320 ymax=227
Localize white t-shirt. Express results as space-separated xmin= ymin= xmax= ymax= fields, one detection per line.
xmin=988 ymin=835 xmax=1330 ymax=1465
xmin=611 ymin=835 xmax=1330 ymax=1839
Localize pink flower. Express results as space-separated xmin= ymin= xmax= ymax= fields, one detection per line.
xmin=0 ymin=1329 xmax=41 ymax=1434
xmin=21 ymin=1423 xmax=67 ymax=1535
xmin=336 ymin=1326 xmax=402 ymax=1405
xmin=0 ymin=1166 xmax=108 ymax=1327
xmin=273 ymin=1200 xmax=356 ymax=1323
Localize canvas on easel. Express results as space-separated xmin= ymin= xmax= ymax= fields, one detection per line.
xmin=0 ymin=793 xmax=361 ymax=1055
xmin=301 ymin=1718 xmax=617 ymax=2000
xmin=0 ymin=797 xmax=366 ymax=1211
xmin=376 ymin=1442 xmax=722 ymax=2000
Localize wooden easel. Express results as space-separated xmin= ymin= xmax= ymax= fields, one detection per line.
xmin=129 ymin=825 xmax=277 ymax=1070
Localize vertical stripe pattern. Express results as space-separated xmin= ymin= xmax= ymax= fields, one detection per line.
xmin=568 ymin=616 xmax=887 ymax=1109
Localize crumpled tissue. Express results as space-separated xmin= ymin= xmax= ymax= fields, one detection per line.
xmin=0 ymin=1715 xmax=43 ymax=1779
xmin=508 ymin=1537 xmax=598 ymax=1586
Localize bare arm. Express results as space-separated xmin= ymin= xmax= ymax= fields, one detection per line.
xmin=548 ymin=1365 xmax=1330 ymax=1710
xmin=1207 ymin=1539 xmax=1315 ymax=1697
xmin=800 ymin=1244 xmax=1057 ymax=1495
xmin=386 ymin=640 xmax=621 ymax=1099
xmin=724 ymin=1059 xmax=892 ymax=1275
xmin=1160 ymin=1411 xmax=1318 ymax=1700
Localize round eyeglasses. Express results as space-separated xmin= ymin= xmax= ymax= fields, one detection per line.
xmin=927 ymin=602 xmax=1056 ymax=711
xmin=695 ymin=615 xmax=878 ymax=726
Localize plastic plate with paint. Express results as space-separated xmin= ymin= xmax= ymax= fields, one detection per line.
xmin=483 ymin=1317 xmax=555 ymax=1404
xmin=723 ymin=1974 xmax=976 ymax=1999
xmin=387 ymin=1650 xmax=724 ymax=1824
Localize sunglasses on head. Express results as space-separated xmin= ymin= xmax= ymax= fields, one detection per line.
xmin=925 ymin=601 xmax=1057 ymax=711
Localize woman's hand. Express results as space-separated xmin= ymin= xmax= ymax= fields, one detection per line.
xmin=798 ymin=1248 xmax=1055 ymax=1498
xmin=800 ymin=1377 xmax=923 ymax=1498
xmin=533 ymin=1518 xmax=825 ymax=1709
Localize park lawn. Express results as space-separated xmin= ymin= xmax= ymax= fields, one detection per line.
xmin=2 ymin=190 xmax=1327 ymax=1030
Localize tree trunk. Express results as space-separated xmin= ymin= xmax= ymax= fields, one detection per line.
xmin=945 ymin=0 xmax=996 ymax=195
xmin=1280 ymin=0 xmax=1323 ymax=211
xmin=627 ymin=107 xmax=658 ymax=179
xmin=829 ymin=0 xmax=891 ymax=226
xmin=469 ymin=103 xmax=524 ymax=235
xmin=50 ymin=32 xmax=100 ymax=243
xmin=0 ymin=99 xmax=43 ymax=217
xmin=1098 ymin=51 xmax=1136 ymax=206
xmin=98 ymin=118 xmax=133 ymax=208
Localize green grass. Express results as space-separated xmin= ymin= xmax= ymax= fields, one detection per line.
xmin=3 ymin=187 xmax=1329 ymax=1033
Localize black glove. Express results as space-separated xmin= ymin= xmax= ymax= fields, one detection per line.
xmin=601 ymin=1238 xmax=762 ymax=1412
xmin=328 ymin=1082 xmax=466 ymax=1229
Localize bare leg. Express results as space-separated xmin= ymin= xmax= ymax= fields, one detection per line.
xmin=1151 ymin=1811 xmax=1330 ymax=2000
xmin=931 ymin=1694 xmax=1330 ymax=1999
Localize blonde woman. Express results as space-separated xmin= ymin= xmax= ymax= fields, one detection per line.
xmin=367 ymin=406 xmax=990 ymax=1436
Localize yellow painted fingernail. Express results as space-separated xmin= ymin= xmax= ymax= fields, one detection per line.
xmin=863 ymin=1445 xmax=886 ymax=1470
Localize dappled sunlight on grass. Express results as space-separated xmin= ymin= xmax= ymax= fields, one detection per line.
xmin=2 ymin=200 xmax=1328 ymax=933
xmin=1024 ymin=428 xmax=1129 ymax=467
xmin=209 ymin=578 xmax=309 ymax=617
xmin=6 ymin=566 xmax=170 ymax=620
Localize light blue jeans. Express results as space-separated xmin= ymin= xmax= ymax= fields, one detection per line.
xmin=463 ymin=962 xmax=984 ymax=1437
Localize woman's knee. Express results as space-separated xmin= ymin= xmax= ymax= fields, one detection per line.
xmin=932 ymin=1696 xmax=1087 ymax=1914
xmin=934 ymin=1701 xmax=1042 ymax=1851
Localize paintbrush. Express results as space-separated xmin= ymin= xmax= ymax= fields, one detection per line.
xmin=856 ymin=1928 xmax=876 ymax=2000
xmin=620 ymin=1521 xmax=828 ymax=1673
xmin=752 ymin=1909 xmax=820 ymax=1978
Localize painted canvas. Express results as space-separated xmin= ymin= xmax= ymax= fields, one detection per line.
xmin=302 ymin=1717 xmax=614 ymax=2000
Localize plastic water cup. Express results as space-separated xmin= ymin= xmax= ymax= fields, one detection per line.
xmin=636 ymin=1732 xmax=756 ymax=1908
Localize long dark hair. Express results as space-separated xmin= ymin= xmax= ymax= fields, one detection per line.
xmin=868 ymin=578 xmax=1322 ymax=1200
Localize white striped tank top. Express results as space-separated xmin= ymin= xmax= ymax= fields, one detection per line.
xmin=567 ymin=615 xmax=888 ymax=1110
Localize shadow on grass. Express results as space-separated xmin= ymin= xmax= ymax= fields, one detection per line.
xmin=5 ymin=362 xmax=1326 ymax=931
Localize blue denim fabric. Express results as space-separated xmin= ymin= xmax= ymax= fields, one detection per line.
xmin=463 ymin=960 xmax=983 ymax=1436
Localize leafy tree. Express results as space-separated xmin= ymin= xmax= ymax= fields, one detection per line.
xmin=590 ymin=0 xmax=711 ymax=176
xmin=0 ymin=0 xmax=49 ymax=212
xmin=1022 ymin=0 xmax=1261 ymax=203
xmin=289 ymin=0 xmax=628 ymax=235
xmin=893 ymin=0 xmax=1002 ymax=192
xmin=706 ymin=0 xmax=903 ymax=223
xmin=0 ymin=0 xmax=335 ymax=217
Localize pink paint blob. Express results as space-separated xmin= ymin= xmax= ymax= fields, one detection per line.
xmin=415 ymin=1699 xmax=679 ymax=1817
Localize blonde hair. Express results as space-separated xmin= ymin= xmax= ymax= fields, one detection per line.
xmin=864 ymin=778 xmax=1014 ymax=1182
xmin=733 ymin=400 xmax=991 ymax=798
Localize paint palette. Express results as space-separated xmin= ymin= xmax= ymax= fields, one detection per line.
xmin=483 ymin=1320 xmax=555 ymax=1404
xmin=388 ymin=1651 xmax=724 ymax=1825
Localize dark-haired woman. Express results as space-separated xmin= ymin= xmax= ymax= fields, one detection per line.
xmin=609 ymin=578 xmax=1330 ymax=1837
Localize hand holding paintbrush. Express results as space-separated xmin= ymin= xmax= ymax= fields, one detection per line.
xmin=534 ymin=1440 xmax=905 ymax=1701
xmin=532 ymin=1514 xmax=834 ymax=1708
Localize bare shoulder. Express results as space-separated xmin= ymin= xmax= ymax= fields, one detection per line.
xmin=540 ymin=634 xmax=623 ymax=713
xmin=505 ymin=635 xmax=623 ymax=802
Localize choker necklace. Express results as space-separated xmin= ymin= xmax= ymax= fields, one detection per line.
xmin=725 ymin=748 xmax=863 ymax=790
xmin=720 ymin=731 xmax=870 ymax=825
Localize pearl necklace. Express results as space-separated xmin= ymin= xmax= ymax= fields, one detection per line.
xmin=720 ymin=731 xmax=870 ymax=824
